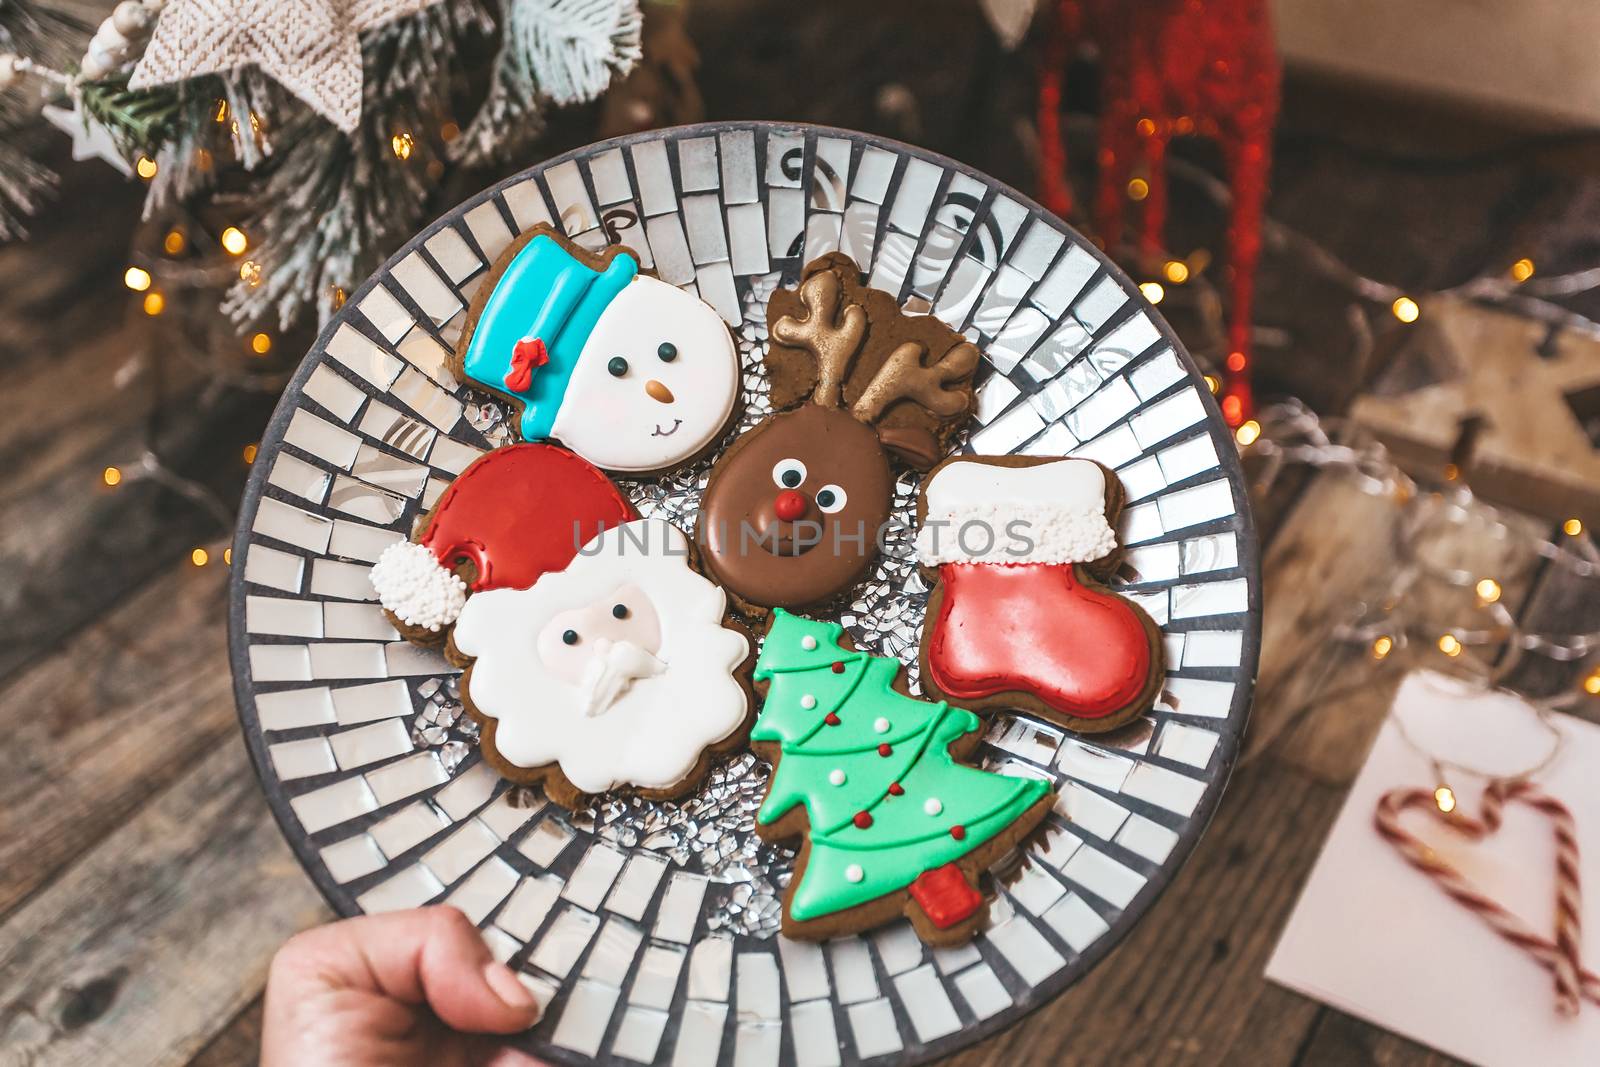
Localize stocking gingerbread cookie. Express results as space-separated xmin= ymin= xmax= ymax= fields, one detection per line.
xmin=368 ymin=444 xmax=753 ymax=807
xmin=697 ymin=253 xmax=979 ymax=615
xmin=914 ymin=455 xmax=1164 ymax=734
xmin=752 ymin=610 xmax=1054 ymax=946
xmin=453 ymin=224 xmax=742 ymax=475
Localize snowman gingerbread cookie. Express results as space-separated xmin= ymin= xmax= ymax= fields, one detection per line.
xmin=368 ymin=443 xmax=755 ymax=807
xmin=454 ymin=225 xmax=742 ymax=476
xmin=913 ymin=455 xmax=1164 ymax=734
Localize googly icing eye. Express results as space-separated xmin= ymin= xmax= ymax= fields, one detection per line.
xmin=815 ymin=484 xmax=848 ymax=513
xmin=562 ymin=629 xmax=580 ymax=645
xmin=607 ymin=356 xmax=629 ymax=377
xmin=612 ymin=603 xmax=629 ymax=619
xmin=771 ymin=458 xmax=807 ymax=489
xmin=657 ymin=341 xmax=677 ymax=362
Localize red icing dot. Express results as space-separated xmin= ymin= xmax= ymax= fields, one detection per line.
xmin=831 ymin=661 xmax=845 ymax=674
xmin=950 ymin=825 xmax=966 ymax=840
xmin=853 ymin=811 xmax=873 ymax=829
xmin=774 ymin=489 xmax=808 ymax=521
xmin=877 ymin=743 xmax=892 ymax=757
xmin=887 ymin=783 xmax=904 ymax=796
xmin=824 ymin=713 xmax=841 ymax=726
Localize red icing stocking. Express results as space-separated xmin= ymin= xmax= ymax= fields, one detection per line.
xmin=925 ymin=561 xmax=1152 ymax=721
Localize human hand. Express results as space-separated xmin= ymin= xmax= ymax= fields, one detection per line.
xmin=262 ymin=906 xmax=546 ymax=1067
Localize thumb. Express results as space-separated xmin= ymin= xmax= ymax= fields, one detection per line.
xmin=270 ymin=905 xmax=540 ymax=1035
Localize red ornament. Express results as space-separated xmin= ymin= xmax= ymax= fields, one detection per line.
xmin=1037 ymin=0 xmax=1280 ymax=425
xmin=831 ymin=661 xmax=846 ymax=674
xmin=887 ymin=782 xmax=905 ymax=796
xmin=908 ymin=863 xmax=983 ymax=929
xmin=853 ymin=811 xmax=874 ymax=829
xmin=504 ymin=337 xmax=549 ymax=393
xmin=950 ymin=825 xmax=967 ymax=840
xmin=877 ymin=743 xmax=892 ymax=757
xmin=824 ymin=713 xmax=841 ymax=726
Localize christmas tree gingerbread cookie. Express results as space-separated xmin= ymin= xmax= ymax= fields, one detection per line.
xmin=752 ymin=609 xmax=1055 ymax=945
xmin=914 ymin=455 xmax=1165 ymax=734
xmin=368 ymin=444 xmax=753 ymax=807
xmin=697 ymin=252 xmax=980 ymax=615
xmin=453 ymin=224 xmax=742 ymax=475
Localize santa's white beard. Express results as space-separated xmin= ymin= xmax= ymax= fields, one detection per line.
xmin=450 ymin=520 xmax=749 ymax=795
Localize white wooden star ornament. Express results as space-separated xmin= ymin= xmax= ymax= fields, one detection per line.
xmin=128 ymin=0 xmax=442 ymax=133
xmin=42 ymin=102 xmax=134 ymax=177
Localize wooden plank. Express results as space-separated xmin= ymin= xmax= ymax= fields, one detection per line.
xmin=0 ymin=738 xmax=329 ymax=1066
xmin=186 ymin=1001 xmax=263 ymax=1067
xmin=0 ymin=561 xmax=235 ymax=917
xmin=947 ymin=758 xmax=1348 ymax=1065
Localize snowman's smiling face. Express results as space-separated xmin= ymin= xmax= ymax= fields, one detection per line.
xmin=552 ymin=276 xmax=740 ymax=473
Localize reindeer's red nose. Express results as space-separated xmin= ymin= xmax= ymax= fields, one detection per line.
xmin=774 ymin=489 xmax=808 ymax=522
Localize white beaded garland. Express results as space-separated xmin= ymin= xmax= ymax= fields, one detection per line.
xmin=829 ymin=769 xmax=846 ymax=786
xmin=873 ymin=716 xmax=890 ymax=733
xmin=844 ymin=863 xmax=864 ymax=883
xmin=801 ymin=635 xmax=817 ymax=650
xmin=800 ymin=694 xmax=817 ymax=709
xmin=924 ymin=797 xmax=943 ymax=816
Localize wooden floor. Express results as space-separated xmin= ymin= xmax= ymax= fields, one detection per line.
xmin=3 ymin=4 xmax=1600 ymax=1063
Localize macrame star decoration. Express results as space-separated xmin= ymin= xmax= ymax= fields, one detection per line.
xmin=128 ymin=0 xmax=442 ymax=133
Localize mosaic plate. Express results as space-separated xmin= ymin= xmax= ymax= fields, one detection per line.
xmin=228 ymin=122 xmax=1260 ymax=1067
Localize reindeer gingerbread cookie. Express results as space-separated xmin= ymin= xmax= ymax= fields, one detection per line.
xmin=697 ymin=253 xmax=980 ymax=615
xmin=367 ymin=443 xmax=755 ymax=808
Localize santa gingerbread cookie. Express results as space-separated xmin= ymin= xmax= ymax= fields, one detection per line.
xmin=697 ymin=253 xmax=979 ymax=615
xmin=914 ymin=455 xmax=1164 ymax=734
xmin=751 ymin=609 xmax=1054 ymax=946
xmin=368 ymin=444 xmax=754 ymax=807
xmin=453 ymin=225 xmax=742 ymax=475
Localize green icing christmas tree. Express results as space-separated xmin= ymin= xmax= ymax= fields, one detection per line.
xmin=753 ymin=609 xmax=1054 ymax=936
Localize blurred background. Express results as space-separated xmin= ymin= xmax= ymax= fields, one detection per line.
xmin=3 ymin=1 xmax=1599 ymax=1064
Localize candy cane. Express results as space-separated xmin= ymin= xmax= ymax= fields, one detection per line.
xmin=1375 ymin=780 xmax=1591 ymax=1015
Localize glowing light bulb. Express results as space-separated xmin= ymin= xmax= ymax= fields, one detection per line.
xmin=1139 ymin=281 xmax=1165 ymax=304
xmin=440 ymin=121 xmax=460 ymax=142
xmin=391 ymin=131 xmax=415 ymax=160
xmin=1226 ymin=351 xmax=1247 ymax=372
xmin=243 ymin=443 xmax=258 ymax=464
xmin=1438 ymin=634 xmax=1463 ymax=657
xmin=1584 ymin=671 xmax=1600 ymax=696
xmin=1510 ymin=258 xmax=1535 ymax=282
xmin=142 ymin=292 xmax=165 ymax=316
xmin=163 ymin=230 xmax=186 ymax=255
xmin=1434 ymin=785 xmax=1456 ymax=813
xmin=1392 ymin=296 xmax=1420 ymax=323
xmin=1372 ymin=635 xmax=1393 ymax=659
xmin=1235 ymin=419 xmax=1261 ymax=446
xmin=191 ymin=547 xmax=209 ymax=566
xmin=1475 ymin=578 xmax=1501 ymax=603
xmin=1564 ymin=518 xmax=1583 ymax=537
xmin=250 ymin=332 xmax=272 ymax=355
xmin=1204 ymin=374 xmax=1220 ymax=394
xmin=239 ymin=260 xmax=262 ymax=286
xmin=102 ymin=466 xmax=123 ymax=487
xmin=123 ymin=266 xmax=151 ymax=291
xmin=135 ymin=156 xmax=157 ymax=180
xmin=1127 ymin=177 xmax=1149 ymax=201
xmin=1135 ymin=118 xmax=1156 ymax=137
xmin=1164 ymin=260 xmax=1190 ymax=284
xmin=223 ymin=548 xmax=233 ymax=565
xmin=1221 ymin=395 xmax=1243 ymax=423
xmin=220 ymin=227 xmax=248 ymax=255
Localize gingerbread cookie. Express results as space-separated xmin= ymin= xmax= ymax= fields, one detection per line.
xmin=697 ymin=253 xmax=979 ymax=615
xmin=451 ymin=517 xmax=754 ymax=808
xmin=368 ymin=444 xmax=753 ymax=807
xmin=751 ymin=610 xmax=1054 ymax=946
xmin=914 ymin=455 xmax=1165 ymax=734
xmin=453 ymin=225 xmax=742 ymax=475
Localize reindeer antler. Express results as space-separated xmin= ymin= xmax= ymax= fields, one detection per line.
xmin=771 ymin=270 xmax=867 ymax=408
xmin=850 ymin=340 xmax=980 ymax=423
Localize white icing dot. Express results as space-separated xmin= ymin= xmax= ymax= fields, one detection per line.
xmin=845 ymin=863 xmax=864 ymax=883
xmin=924 ymin=797 xmax=943 ymax=816
xmin=801 ymin=635 xmax=818 ymax=650
xmin=829 ymin=769 xmax=846 ymax=786
xmin=873 ymin=717 xmax=890 ymax=733
xmin=800 ymin=694 xmax=817 ymax=710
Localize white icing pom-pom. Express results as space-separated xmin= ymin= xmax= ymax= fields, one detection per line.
xmin=844 ymin=864 xmax=864 ymax=883
xmin=369 ymin=540 xmax=467 ymax=632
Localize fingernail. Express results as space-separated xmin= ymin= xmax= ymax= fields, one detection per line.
xmin=483 ymin=961 xmax=539 ymax=1016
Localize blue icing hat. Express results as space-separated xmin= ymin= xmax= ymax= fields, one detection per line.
xmin=462 ymin=233 xmax=639 ymax=441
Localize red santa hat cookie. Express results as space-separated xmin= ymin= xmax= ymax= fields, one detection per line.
xmin=913 ymin=455 xmax=1165 ymax=734
xmin=369 ymin=443 xmax=636 ymax=639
